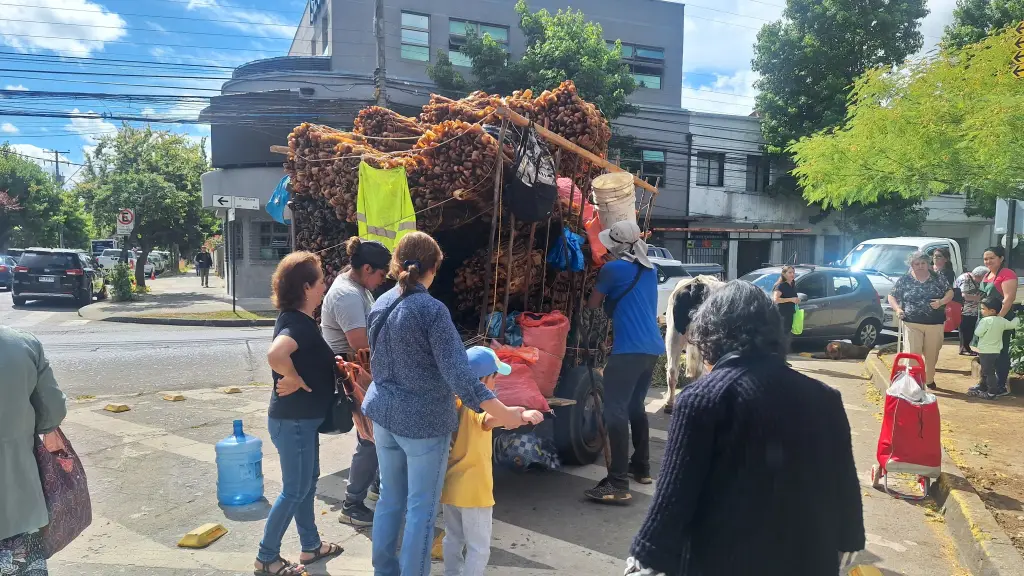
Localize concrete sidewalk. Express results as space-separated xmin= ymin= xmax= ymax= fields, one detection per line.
xmin=79 ymin=274 xmax=276 ymax=327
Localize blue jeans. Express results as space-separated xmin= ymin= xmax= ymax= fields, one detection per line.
xmin=257 ymin=417 xmax=323 ymax=563
xmin=372 ymin=423 xmax=451 ymax=576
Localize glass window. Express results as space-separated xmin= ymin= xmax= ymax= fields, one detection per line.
xmin=621 ymin=148 xmax=666 ymax=186
xmin=696 ymin=152 xmax=725 ymax=187
xmin=797 ymin=273 xmax=827 ymax=300
xmin=832 ymin=274 xmax=859 ymax=296
xmin=839 ymin=243 xmax=918 ymax=277
xmin=449 ymin=18 xmax=509 ymax=67
xmin=740 ymin=272 xmax=780 ymax=293
xmin=257 ymin=222 xmax=291 ymax=261
xmin=448 ymin=50 xmax=473 ymax=67
xmin=746 ymin=155 xmax=770 ymax=192
xmin=635 ymin=47 xmax=665 ymax=60
xmin=610 ymin=41 xmax=664 ymax=89
xmin=479 ymin=25 xmax=508 ymax=42
xmin=19 ymin=252 xmax=78 ymax=269
xmin=401 ymin=11 xmax=430 ymax=62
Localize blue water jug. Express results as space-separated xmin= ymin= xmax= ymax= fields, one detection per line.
xmin=215 ymin=419 xmax=264 ymax=506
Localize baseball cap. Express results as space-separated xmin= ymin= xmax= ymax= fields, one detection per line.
xmin=598 ymin=220 xmax=653 ymax=269
xmin=466 ymin=346 xmax=512 ymax=378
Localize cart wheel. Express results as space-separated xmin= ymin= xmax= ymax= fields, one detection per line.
xmin=919 ymin=476 xmax=931 ymax=497
xmin=870 ymin=465 xmax=882 ymax=488
xmin=553 ymin=366 xmax=604 ymax=466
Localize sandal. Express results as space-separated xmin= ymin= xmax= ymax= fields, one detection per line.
xmin=300 ymin=542 xmax=344 ymax=565
xmin=254 ymin=557 xmax=305 ymax=576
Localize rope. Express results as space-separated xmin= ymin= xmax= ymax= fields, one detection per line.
xmin=291 ymin=117 xmax=491 ymax=163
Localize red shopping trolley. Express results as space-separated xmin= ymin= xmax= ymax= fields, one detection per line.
xmin=869 ymin=352 xmax=942 ymax=500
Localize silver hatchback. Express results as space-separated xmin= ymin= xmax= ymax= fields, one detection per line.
xmin=740 ymin=266 xmax=885 ymax=348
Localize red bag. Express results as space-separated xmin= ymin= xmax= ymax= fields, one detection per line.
xmin=875 ymin=394 xmax=942 ymax=478
xmin=34 ymin=428 xmax=92 ymax=558
xmin=944 ymin=301 xmax=962 ymax=332
xmin=518 ymin=312 xmax=570 ymax=397
xmin=491 ymin=344 xmax=551 ymax=412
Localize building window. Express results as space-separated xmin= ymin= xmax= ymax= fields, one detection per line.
xmin=608 ymin=41 xmax=664 ymax=89
xmin=696 ymin=152 xmax=725 ymax=187
xmin=621 ymin=149 xmax=666 ymax=185
xmin=321 ymin=12 xmax=330 ymax=55
xmin=746 ymin=155 xmax=769 ymax=192
xmin=401 ymin=12 xmax=430 ymax=62
xmin=449 ymin=19 xmax=509 ymax=67
xmin=257 ymin=222 xmax=291 ymax=261
xmin=230 ymin=221 xmax=244 ymax=261
xmin=310 ymin=37 xmax=317 ymax=56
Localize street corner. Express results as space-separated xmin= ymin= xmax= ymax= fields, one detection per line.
xmin=77 ymin=299 xmax=276 ymax=327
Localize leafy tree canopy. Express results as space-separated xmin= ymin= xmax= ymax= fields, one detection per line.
xmin=790 ymin=29 xmax=1024 ymax=209
xmin=942 ymin=0 xmax=1024 ymax=50
xmin=752 ymin=0 xmax=929 ymax=154
xmin=77 ymin=125 xmax=212 ymax=285
xmin=427 ymin=0 xmax=637 ymax=119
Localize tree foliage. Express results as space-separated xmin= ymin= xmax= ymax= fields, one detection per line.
xmin=835 ymin=198 xmax=930 ymax=245
xmin=0 ymin=144 xmax=93 ymax=250
xmin=790 ymin=29 xmax=1024 ymax=209
xmin=752 ymin=0 xmax=929 ymax=154
xmin=942 ymin=0 xmax=1024 ymax=50
xmin=77 ymin=125 xmax=212 ymax=286
xmin=427 ymin=0 xmax=637 ymax=119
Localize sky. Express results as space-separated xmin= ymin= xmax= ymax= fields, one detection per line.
xmin=0 ymin=0 xmax=960 ymax=184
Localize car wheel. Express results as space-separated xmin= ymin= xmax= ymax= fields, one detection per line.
xmin=853 ymin=319 xmax=881 ymax=348
xmin=554 ymin=366 xmax=604 ymax=466
xmin=78 ymin=287 xmax=92 ymax=307
xmin=13 ymin=295 xmax=26 ymax=306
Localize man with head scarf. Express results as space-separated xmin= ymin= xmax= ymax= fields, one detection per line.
xmin=584 ymin=221 xmax=664 ymax=503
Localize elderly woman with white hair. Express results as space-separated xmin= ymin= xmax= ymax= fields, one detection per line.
xmin=887 ymin=250 xmax=954 ymax=390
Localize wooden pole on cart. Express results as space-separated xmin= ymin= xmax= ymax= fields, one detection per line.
xmin=522 ymin=222 xmax=538 ymax=312
xmin=477 ymin=119 xmax=509 ymax=336
xmin=499 ymin=214 xmax=517 ymax=342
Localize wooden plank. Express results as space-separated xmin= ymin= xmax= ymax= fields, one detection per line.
xmin=270 ymin=145 xmax=290 ymax=155
xmin=495 ymin=105 xmax=659 ymax=196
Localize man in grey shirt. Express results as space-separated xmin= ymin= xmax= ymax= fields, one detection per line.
xmin=321 ymin=238 xmax=391 ymax=527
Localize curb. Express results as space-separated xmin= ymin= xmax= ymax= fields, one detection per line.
xmin=78 ymin=306 xmax=275 ymax=327
xmin=865 ymin=352 xmax=1024 ymax=576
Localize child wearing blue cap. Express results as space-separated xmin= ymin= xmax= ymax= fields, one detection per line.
xmin=440 ymin=346 xmax=544 ymax=576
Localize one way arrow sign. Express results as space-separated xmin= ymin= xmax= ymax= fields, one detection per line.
xmin=1015 ymin=51 xmax=1024 ymax=65
xmin=213 ymin=195 xmax=231 ymax=207
xmin=1014 ymin=65 xmax=1024 ymax=80
xmin=1017 ymin=36 xmax=1024 ymax=50
xmin=1016 ymin=20 xmax=1024 ymax=35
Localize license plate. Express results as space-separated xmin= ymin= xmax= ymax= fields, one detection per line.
xmin=38 ymin=276 xmax=55 ymax=283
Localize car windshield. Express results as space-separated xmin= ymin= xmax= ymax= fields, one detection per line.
xmin=839 ymin=243 xmax=916 ymax=277
xmin=102 ymin=249 xmax=121 ymax=257
xmin=740 ymin=270 xmax=809 ymax=292
xmin=654 ymin=263 xmax=689 ymax=280
xmin=20 ymin=252 xmax=79 ymax=269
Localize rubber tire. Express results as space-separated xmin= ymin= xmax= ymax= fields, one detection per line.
xmin=13 ymin=295 xmax=26 ymax=306
xmin=78 ymin=287 xmax=92 ymax=307
xmin=853 ymin=319 xmax=881 ymax=348
xmin=553 ymin=365 xmax=604 ymax=466
xmin=97 ymin=284 xmax=108 ymax=301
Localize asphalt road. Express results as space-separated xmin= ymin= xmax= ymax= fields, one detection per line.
xmin=0 ymin=290 xmax=273 ymax=397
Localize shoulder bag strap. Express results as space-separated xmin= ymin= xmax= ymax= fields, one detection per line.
xmin=368 ymin=288 xmax=423 ymax=350
xmin=605 ymin=263 xmax=646 ymax=316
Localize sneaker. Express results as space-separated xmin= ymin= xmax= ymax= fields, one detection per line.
xmin=989 ymin=388 xmax=1011 ymax=398
xmin=966 ymin=388 xmax=987 ymax=398
xmin=927 ymin=382 xmax=937 ymax=390
xmin=339 ymin=501 xmax=374 ymax=527
xmin=367 ymin=486 xmax=379 ymax=502
xmin=629 ymin=465 xmax=653 ymax=485
xmin=584 ymin=479 xmax=631 ymax=504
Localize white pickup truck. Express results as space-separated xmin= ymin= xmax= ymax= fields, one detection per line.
xmin=837 ymin=237 xmax=964 ymax=330
xmin=96 ymin=248 xmax=155 ymax=277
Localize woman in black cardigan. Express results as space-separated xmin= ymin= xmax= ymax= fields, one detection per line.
xmin=627 ymin=281 xmax=865 ymax=576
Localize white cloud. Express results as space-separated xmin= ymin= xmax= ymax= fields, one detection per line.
xmin=146 ymin=21 xmax=168 ymax=34
xmin=676 ymin=0 xmax=959 ymax=115
xmin=8 ymin=144 xmax=69 ymax=169
xmin=0 ymin=0 xmax=127 ymax=57
xmin=66 ymin=109 xmax=118 ymax=144
xmin=186 ymin=0 xmax=293 ymax=38
xmin=4 ymin=84 xmax=28 ymax=91
xmin=1 ymin=122 xmax=18 ymax=134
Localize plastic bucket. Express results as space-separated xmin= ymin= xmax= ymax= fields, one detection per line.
xmin=591 ymin=172 xmax=637 ymax=230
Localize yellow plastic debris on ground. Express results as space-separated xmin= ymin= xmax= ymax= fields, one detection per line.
xmin=223 ymin=387 xmax=242 ymax=394
xmin=848 ymin=566 xmax=883 ymax=576
xmin=163 ymin=394 xmax=186 ymax=402
xmin=104 ymin=404 xmax=130 ymax=413
xmin=431 ymin=530 xmax=444 ymax=560
xmin=177 ymin=523 xmax=227 ymax=548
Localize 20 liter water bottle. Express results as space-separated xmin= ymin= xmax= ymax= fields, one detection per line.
xmin=215 ymin=419 xmax=264 ymax=506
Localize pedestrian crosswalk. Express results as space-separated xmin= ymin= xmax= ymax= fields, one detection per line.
xmin=0 ymin=311 xmax=94 ymax=329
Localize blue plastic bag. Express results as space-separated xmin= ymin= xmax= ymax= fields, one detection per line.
xmin=266 ymin=176 xmax=291 ymax=225
xmin=546 ymin=228 xmax=585 ymax=272
xmin=486 ymin=311 xmax=523 ymax=346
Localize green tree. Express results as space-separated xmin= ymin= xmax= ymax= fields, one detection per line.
xmin=835 ymin=199 xmax=930 ymax=245
xmin=0 ymin=144 xmax=93 ymax=249
xmin=789 ymin=29 xmax=1024 ymax=210
xmin=78 ymin=126 xmax=211 ymax=287
xmin=942 ymin=0 xmax=1024 ymax=49
xmin=427 ymin=0 xmax=637 ymax=120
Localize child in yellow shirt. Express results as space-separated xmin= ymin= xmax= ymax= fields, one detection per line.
xmin=440 ymin=346 xmax=543 ymax=576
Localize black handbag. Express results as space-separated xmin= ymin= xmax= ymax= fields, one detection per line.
xmin=505 ymin=124 xmax=557 ymax=223
xmin=318 ymin=380 xmax=355 ymax=435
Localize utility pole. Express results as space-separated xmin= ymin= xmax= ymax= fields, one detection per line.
xmin=46 ymin=149 xmax=69 ymax=187
xmin=374 ymin=0 xmax=387 ymax=106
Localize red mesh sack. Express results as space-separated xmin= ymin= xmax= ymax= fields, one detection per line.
xmin=518 ymin=311 xmax=570 ymax=397
xmin=491 ymin=344 xmax=550 ymax=412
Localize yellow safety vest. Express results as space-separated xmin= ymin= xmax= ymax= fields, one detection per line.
xmin=356 ymin=161 xmax=416 ymax=250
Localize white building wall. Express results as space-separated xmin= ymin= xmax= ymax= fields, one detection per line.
xmin=921 ymin=194 xmax=993 ymax=270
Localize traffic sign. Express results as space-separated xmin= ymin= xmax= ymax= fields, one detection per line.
xmin=1016 ymin=20 xmax=1024 ymax=35
xmin=213 ymin=195 xmax=231 ymax=208
xmin=1014 ymin=65 xmax=1024 ymax=80
xmin=116 ymin=208 xmax=135 ymax=235
xmin=233 ymin=196 xmax=259 ymax=210
xmin=1016 ymin=36 xmax=1024 ymax=50
xmin=1015 ymin=51 xmax=1024 ymax=65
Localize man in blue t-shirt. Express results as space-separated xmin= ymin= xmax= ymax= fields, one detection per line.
xmin=584 ymin=221 xmax=664 ymax=503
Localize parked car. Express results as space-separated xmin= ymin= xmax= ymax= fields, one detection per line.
xmin=149 ymin=252 xmax=167 ymax=274
xmin=741 ymin=265 xmax=884 ymax=348
xmin=651 ymin=255 xmax=691 ymax=318
xmin=96 ymin=248 xmax=155 ymax=276
xmin=12 ymin=248 xmax=107 ymax=306
xmin=0 ymin=255 xmax=16 ymax=291
xmin=648 ymin=245 xmax=675 ymax=259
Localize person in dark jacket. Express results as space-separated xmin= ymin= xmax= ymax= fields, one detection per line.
xmin=626 ymin=281 xmax=865 ymax=576
xmin=195 ymin=246 xmax=213 ymax=287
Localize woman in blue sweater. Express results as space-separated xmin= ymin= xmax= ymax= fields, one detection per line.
xmin=627 ymin=281 xmax=865 ymax=576
xmin=362 ymin=231 xmax=532 ymax=576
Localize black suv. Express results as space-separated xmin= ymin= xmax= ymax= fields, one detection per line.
xmin=12 ymin=248 xmax=107 ymax=307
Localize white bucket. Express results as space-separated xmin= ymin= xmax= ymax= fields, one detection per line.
xmin=591 ymin=172 xmax=638 ymax=230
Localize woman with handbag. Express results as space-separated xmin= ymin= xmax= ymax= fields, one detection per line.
xmin=772 ymin=265 xmax=800 ymax=352
xmin=1 ymin=326 xmax=68 ymax=575
xmin=362 ymin=231 xmax=534 ymax=576
xmin=255 ymin=251 xmax=344 ymax=576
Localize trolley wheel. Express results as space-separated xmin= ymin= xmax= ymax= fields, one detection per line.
xmin=869 ymin=465 xmax=882 ymax=488
xmin=918 ymin=476 xmax=931 ymax=497
xmin=554 ymin=366 xmax=604 ymax=466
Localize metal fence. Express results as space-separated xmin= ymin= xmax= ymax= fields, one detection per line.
xmin=685 ymin=233 xmax=729 ymax=267
xmin=781 ymin=235 xmax=816 ymax=265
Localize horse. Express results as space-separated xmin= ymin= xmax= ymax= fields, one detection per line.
xmin=664 ymin=274 xmax=726 ymax=414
